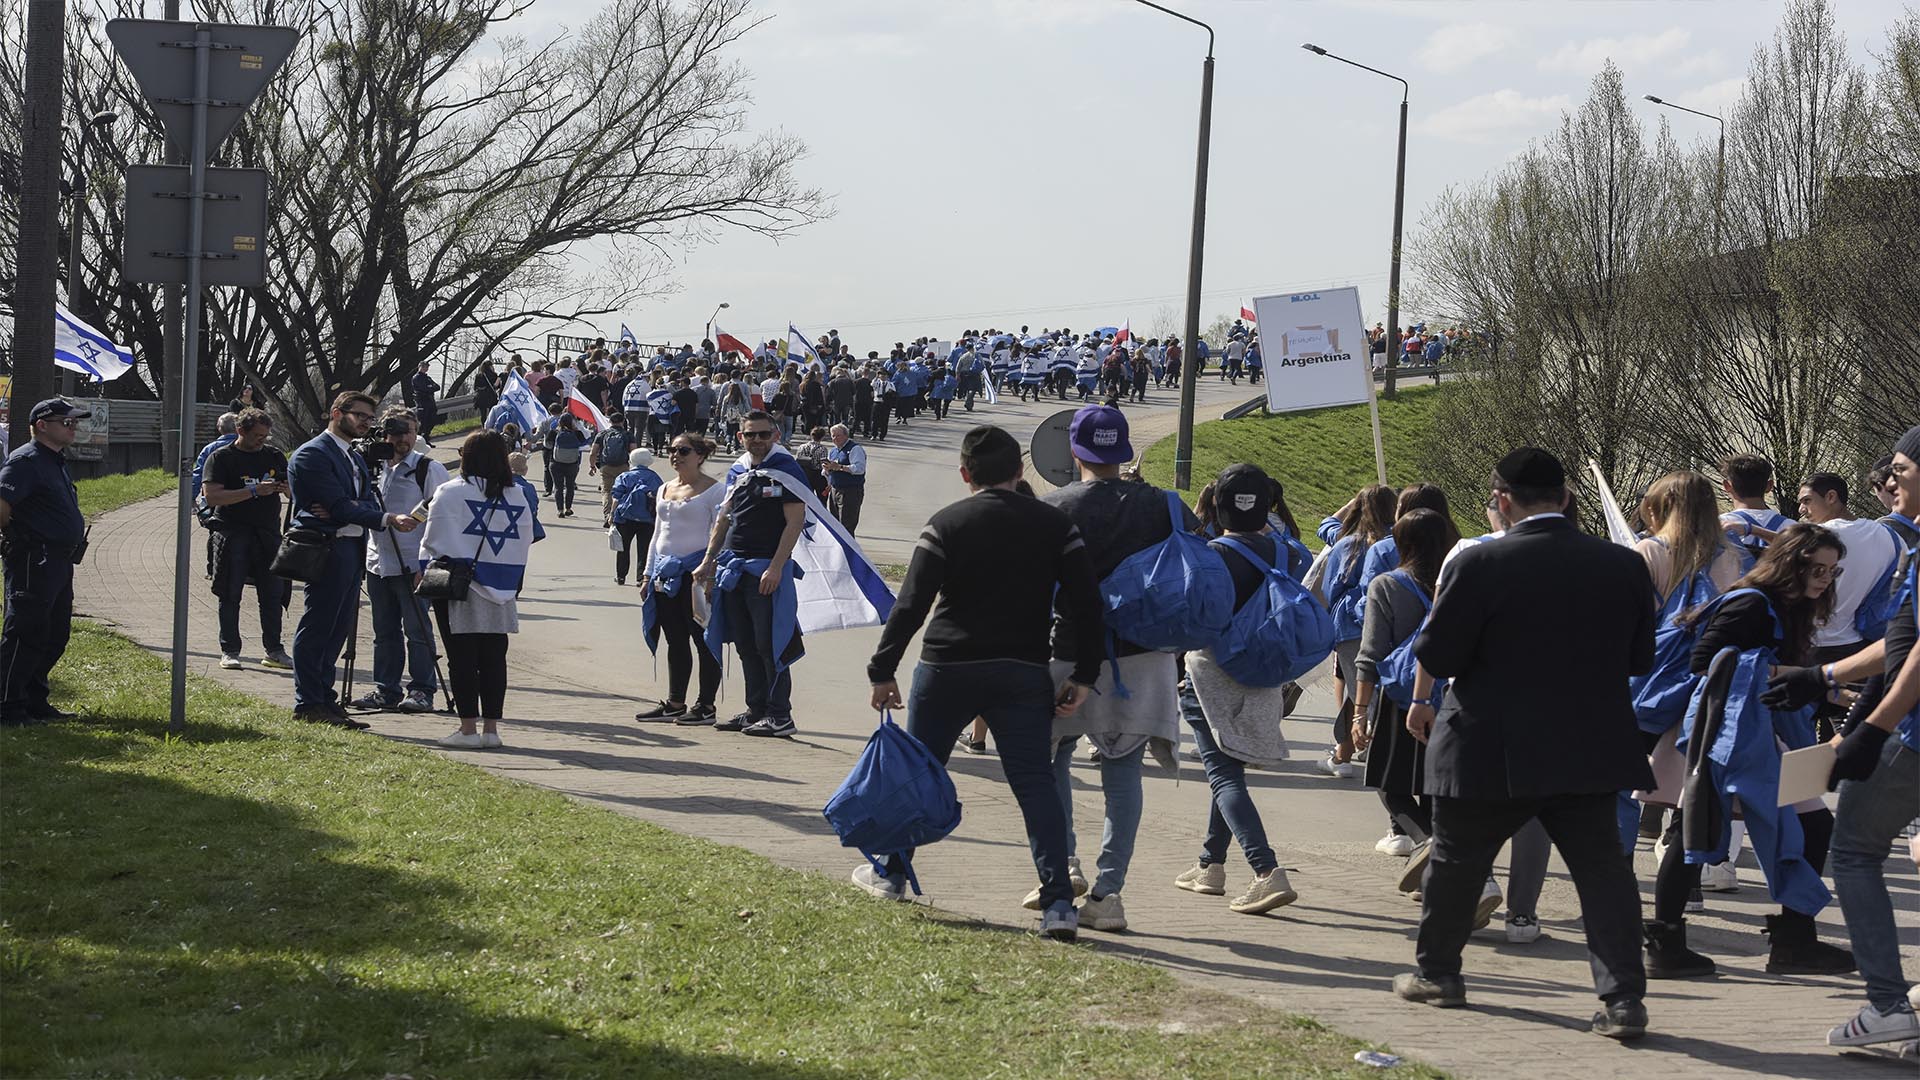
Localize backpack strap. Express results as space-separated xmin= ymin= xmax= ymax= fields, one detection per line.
xmin=1386 ymin=569 xmax=1433 ymax=615
xmin=1213 ymin=535 xmax=1274 ymax=574
xmin=1163 ymin=488 xmax=1190 ymax=535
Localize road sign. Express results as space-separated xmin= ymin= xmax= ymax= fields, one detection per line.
xmin=105 ymin=19 xmax=298 ymax=162
xmin=1028 ymin=408 xmax=1080 ymax=488
xmin=122 ymin=165 xmax=269 ymax=286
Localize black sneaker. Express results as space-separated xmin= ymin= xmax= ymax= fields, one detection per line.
xmin=676 ymin=704 xmax=717 ymax=726
xmin=743 ymin=716 xmax=796 ymax=738
xmin=714 ymin=712 xmax=753 ymax=733
xmin=635 ymin=701 xmax=686 ymax=722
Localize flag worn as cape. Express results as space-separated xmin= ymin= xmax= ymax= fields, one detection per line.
xmin=501 ymin=370 xmax=545 ymax=431
xmin=724 ymin=444 xmax=894 ymax=633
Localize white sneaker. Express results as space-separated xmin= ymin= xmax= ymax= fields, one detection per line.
xmin=1022 ymin=858 xmax=1091 ymax=910
xmin=851 ymin=863 xmax=907 ymax=902
xmin=1397 ymin=840 xmax=1432 ymax=893
xmin=1375 ymin=832 xmax=1416 ymax=857
xmin=1174 ymin=862 xmax=1227 ymax=895
xmin=1505 ymin=914 xmax=1541 ymax=944
xmin=1230 ymin=868 xmax=1298 ymax=914
xmin=1828 ymin=1002 xmax=1920 ymax=1047
xmin=219 ymin=654 xmax=242 ymax=669
xmin=396 ymin=691 xmax=435 ymax=714
xmin=1700 ymin=860 xmax=1739 ymax=892
xmin=1080 ymin=892 xmax=1127 ymax=932
xmin=479 ymin=731 xmax=502 ymax=748
xmin=1318 ymin=752 xmax=1358 ymax=779
xmin=436 ymin=731 xmax=483 ymax=748
xmin=1473 ymin=877 xmax=1503 ymax=929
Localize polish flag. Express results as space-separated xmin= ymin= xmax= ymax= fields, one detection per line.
xmin=1114 ymin=320 xmax=1131 ymax=345
xmin=714 ymin=321 xmax=753 ymax=359
xmin=1240 ymin=304 xmax=1257 ymax=323
xmin=565 ymin=386 xmax=610 ymax=431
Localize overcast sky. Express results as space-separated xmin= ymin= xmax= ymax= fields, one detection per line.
xmin=511 ymin=0 xmax=1904 ymax=353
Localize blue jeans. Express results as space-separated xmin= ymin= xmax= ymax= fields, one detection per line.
xmin=1832 ymin=739 xmax=1919 ymax=1011
xmin=1179 ymin=681 xmax=1276 ymax=874
xmin=366 ymin=571 xmax=437 ymax=703
xmin=882 ymin=660 xmax=1074 ymax=909
xmin=1051 ymin=736 xmax=1144 ymax=898
xmin=292 ymin=537 xmax=366 ymax=710
xmin=722 ymin=585 xmax=792 ymax=719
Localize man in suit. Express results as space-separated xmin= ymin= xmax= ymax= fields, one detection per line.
xmin=287 ymin=391 xmax=418 ymax=727
xmin=1396 ymin=447 xmax=1657 ymax=1039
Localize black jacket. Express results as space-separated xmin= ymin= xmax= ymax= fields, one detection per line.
xmin=1413 ymin=515 xmax=1657 ymax=799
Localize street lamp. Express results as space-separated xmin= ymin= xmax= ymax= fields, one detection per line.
xmin=1133 ymin=0 xmax=1213 ymax=491
xmin=61 ymin=109 xmax=119 ymax=395
xmin=706 ymin=301 xmax=730 ymax=350
xmin=1303 ymin=43 xmax=1409 ymax=400
xmin=1644 ymin=95 xmax=1725 ymax=248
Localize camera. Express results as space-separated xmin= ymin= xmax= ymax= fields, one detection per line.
xmin=353 ymin=436 xmax=396 ymax=467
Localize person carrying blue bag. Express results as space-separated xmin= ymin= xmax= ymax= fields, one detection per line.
xmin=861 ymin=425 xmax=1103 ymax=943
xmin=1312 ymin=484 xmax=1396 ymax=781
xmin=1036 ymin=403 xmax=1227 ymax=933
xmin=823 ymin=711 xmax=962 ymax=898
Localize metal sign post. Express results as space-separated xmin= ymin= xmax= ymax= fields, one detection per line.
xmin=108 ymin=18 xmax=297 ymax=731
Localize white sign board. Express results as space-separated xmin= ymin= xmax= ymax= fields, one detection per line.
xmin=1254 ymin=286 xmax=1370 ymax=414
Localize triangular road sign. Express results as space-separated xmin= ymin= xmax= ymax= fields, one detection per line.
xmin=105 ymin=19 xmax=299 ymax=162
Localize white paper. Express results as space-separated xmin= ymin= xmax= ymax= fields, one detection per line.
xmin=1776 ymin=743 xmax=1836 ymax=806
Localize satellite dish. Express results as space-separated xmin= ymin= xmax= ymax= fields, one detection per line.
xmin=1029 ymin=409 xmax=1080 ymax=488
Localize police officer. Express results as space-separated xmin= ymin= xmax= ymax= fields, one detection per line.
xmin=0 ymin=399 xmax=92 ymax=726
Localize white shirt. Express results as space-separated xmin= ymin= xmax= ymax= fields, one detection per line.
xmin=1813 ymin=516 xmax=1902 ymax=648
xmin=366 ymin=450 xmax=451 ymax=576
xmin=323 ymin=430 xmax=368 ymax=538
xmin=1442 ymin=529 xmax=1506 ymax=573
xmin=760 ymin=377 xmax=781 ymax=403
xmin=556 ymin=366 xmax=580 ymax=393
xmin=646 ymin=480 xmax=727 ymax=576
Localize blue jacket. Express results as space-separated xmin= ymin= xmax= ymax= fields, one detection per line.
xmin=611 ymin=467 xmax=663 ymax=525
xmin=288 ymin=433 xmax=387 ymax=534
xmin=191 ymin=433 xmax=237 ymax=505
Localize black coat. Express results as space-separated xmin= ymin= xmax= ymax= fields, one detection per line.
xmin=1413 ymin=515 xmax=1657 ymax=799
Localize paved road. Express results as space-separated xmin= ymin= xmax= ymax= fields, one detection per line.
xmin=77 ymin=378 xmax=1917 ymax=1079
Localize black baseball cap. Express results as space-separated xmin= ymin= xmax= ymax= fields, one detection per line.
xmin=1215 ymin=463 xmax=1270 ymax=530
xmin=29 ymin=398 xmax=92 ymax=424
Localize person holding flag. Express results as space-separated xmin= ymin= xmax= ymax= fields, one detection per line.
xmin=713 ymin=321 xmax=753 ymax=361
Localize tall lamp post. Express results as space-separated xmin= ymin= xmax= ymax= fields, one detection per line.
xmin=1132 ymin=0 xmax=1213 ymax=491
xmin=1643 ymin=95 xmax=1724 ymax=247
xmin=63 ymin=109 xmax=120 ymax=396
xmin=1303 ymin=43 xmax=1409 ymax=400
xmin=706 ymin=301 xmax=730 ymax=350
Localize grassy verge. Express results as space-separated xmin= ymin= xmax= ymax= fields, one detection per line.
xmin=1 ymin=622 xmax=1441 ymax=1079
xmin=76 ymin=467 xmax=176 ymax=518
xmin=1140 ymin=385 xmax=1474 ymax=543
xmin=432 ymin=414 xmax=484 ymax=439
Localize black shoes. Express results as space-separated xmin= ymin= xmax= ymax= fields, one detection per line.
xmin=635 ymin=701 xmax=685 ymax=722
xmin=1644 ymin=919 xmax=1716 ymax=979
xmin=1764 ymin=911 xmax=1856 ymax=975
xmin=295 ymin=704 xmax=370 ymax=730
xmin=1592 ymin=998 xmax=1648 ymax=1040
xmin=675 ymin=703 xmax=717 ymax=726
xmin=1392 ymin=972 xmax=1466 ymax=1007
xmin=743 ymin=716 xmax=795 ymax=738
xmin=713 ymin=712 xmax=752 ymax=733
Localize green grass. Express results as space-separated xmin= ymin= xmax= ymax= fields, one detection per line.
xmin=1140 ymin=385 xmax=1471 ymax=544
xmin=0 ymin=623 xmax=1442 ymax=1079
xmin=432 ymin=414 xmax=484 ymax=439
xmin=75 ymin=467 xmax=176 ymax=518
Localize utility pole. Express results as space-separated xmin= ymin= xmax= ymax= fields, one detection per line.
xmin=9 ymin=0 xmax=67 ymax=450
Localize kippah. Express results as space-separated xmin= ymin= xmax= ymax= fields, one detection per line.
xmin=1495 ymin=446 xmax=1566 ymax=488
xmin=961 ymin=425 xmax=1018 ymax=458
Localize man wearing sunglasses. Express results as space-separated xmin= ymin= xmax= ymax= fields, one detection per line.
xmin=286 ymin=391 xmax=419 ymax=728
xmin=0 ymin=398 xmax=93 ymax=726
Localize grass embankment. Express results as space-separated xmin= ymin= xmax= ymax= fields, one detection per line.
xmin=76 ymin=467 xmax=176 ymax=517
xmin=1141 ymin=385 xmax=1471 ymax=544
xmin=1 ymin=480 xmax=1440 ymax=1079
xmin=432 ymin=414 xmax=485 ymax=439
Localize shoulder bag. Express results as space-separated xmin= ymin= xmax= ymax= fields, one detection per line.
xmin=415 ymin=493 xmax=495 ymax=601
xmin=270 ymin=494 xmax=331 ymax=582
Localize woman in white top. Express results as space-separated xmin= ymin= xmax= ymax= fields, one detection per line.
xmin=636 ymin=432 xmax=727 ymax=725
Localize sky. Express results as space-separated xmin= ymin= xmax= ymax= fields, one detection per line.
xmin=505 ymin=0 xmax=1906 ymax=354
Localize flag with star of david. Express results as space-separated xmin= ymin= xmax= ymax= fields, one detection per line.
xmin=53 ymin=303 xmax=135 ymax=382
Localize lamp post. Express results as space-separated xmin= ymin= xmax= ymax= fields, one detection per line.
xmin=706 ymin=301 xmax=730 ymax=351
xmin=1132 ymin=0 xmax=1213 ymax=491
xmin=1644 ymin=95 xmax=1724 ymax=248
xmin=63 ymin=109 xmax=120 ymax=395
xmin=1303 ymin=43 xmax=1409 ymax=400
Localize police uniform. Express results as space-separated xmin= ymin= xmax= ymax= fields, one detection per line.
xmin=0 ymin=399 xmax=91 ymax=725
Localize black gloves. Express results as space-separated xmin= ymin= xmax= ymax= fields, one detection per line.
xmin=1828 ymin=724 xmax=1891 ymax=789
xmin=1763 ymin=665 xmax=1828 ymax=711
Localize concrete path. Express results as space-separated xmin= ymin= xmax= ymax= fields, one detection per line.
xmin=76 ymin=378 xmax=1917 ymax=1079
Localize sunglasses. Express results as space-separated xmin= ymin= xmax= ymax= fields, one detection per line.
xmin=667 ymin=446 xmax=699 ymax=457
xmin=742 ymin=430 xmax=775 ymax=440
xmin=47 ymin=417 xmax=82 ymax=429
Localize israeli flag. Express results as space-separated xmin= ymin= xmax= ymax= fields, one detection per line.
xmin=501 ymin=370 xmax=545 ymax=431
xmin=983 ymin=371 xmax=999 ymax=405
xmin=54 ymin=304 xmax=135 ymax=382
xmin=787 ymin=324 xmax=826 ymax=374
xmin=619 ymin=323 xmax=636 ymax=345
xmin=724 ymin=444 xmax=894 ymax=633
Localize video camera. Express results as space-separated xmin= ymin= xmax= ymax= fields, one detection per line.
xmin=352 ymin=436 xmax=396 ymax=469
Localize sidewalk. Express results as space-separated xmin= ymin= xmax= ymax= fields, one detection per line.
xmin=76 ymin=380 xmax=1916 ymax=1079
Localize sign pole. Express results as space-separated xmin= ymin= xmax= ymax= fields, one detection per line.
xmin=1363 ymin=361 xmax=1388 ymax=485
xmin=166 ymin=25 xmax=212 ymax=733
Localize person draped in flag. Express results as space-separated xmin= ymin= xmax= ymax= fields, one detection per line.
xmin=694 ymin=411 xmax=809 ymax=739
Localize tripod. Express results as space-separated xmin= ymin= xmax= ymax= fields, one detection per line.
xmin=340 ymin=455 xmax=453 ymax=714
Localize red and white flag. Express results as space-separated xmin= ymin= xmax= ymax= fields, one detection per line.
xmin=1240 ymin=304 xmax=1257 ymax=323
xmin=714 ymin=321 xmax=753 ymax=358
xmin=565 ymin=386 xmax=610 ymax=431
xmin=1114 ymin=320 xmax=1131 ymax=345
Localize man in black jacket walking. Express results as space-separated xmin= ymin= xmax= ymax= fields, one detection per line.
xmin=1396 ymin=447 xmax=1657 ymax=1039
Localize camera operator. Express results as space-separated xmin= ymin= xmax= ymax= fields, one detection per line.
xmin=350 ymin=407 xmax=449 ymax=713
xmin=201 ymin=408 xmax=293 ymax=671
xmin=287 ymin=391 xmax=418 ymax=728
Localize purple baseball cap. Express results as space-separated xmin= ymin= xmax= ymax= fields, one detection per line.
xmin=1069 ymin=404 xmax=1133 ymax=465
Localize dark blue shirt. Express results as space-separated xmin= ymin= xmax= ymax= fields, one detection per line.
xmin=0 ymin=441 xmax=86 ymax=548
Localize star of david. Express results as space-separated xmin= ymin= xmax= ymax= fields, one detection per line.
xmin=78 ymin=340 xmax=102 ymax=365
xmin=462 ymin=498 xmax=524 ymax=555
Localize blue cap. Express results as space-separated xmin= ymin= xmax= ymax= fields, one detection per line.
xmin=1069 ymin=404 xmax=1132 ymax=465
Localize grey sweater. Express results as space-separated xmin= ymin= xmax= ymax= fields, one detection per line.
xmin=1354 ymin=570 xmax=1430 ymax=684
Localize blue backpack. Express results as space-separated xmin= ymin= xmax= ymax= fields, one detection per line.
xmin=1630 ymin=583 xmax=1766 ymax=735
xmin=1325 ymin=535 xmax=1369 ymax=642
xmin=821 ymin=713 xmax=962 ymax=896
xmin=1378 ymin=570 xmax=1440 ymax=707
xmin=1209 ymin=536 xmax=1336 ymax=687
xmin=1098 ymin=489 xmax=1236 ymax=653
